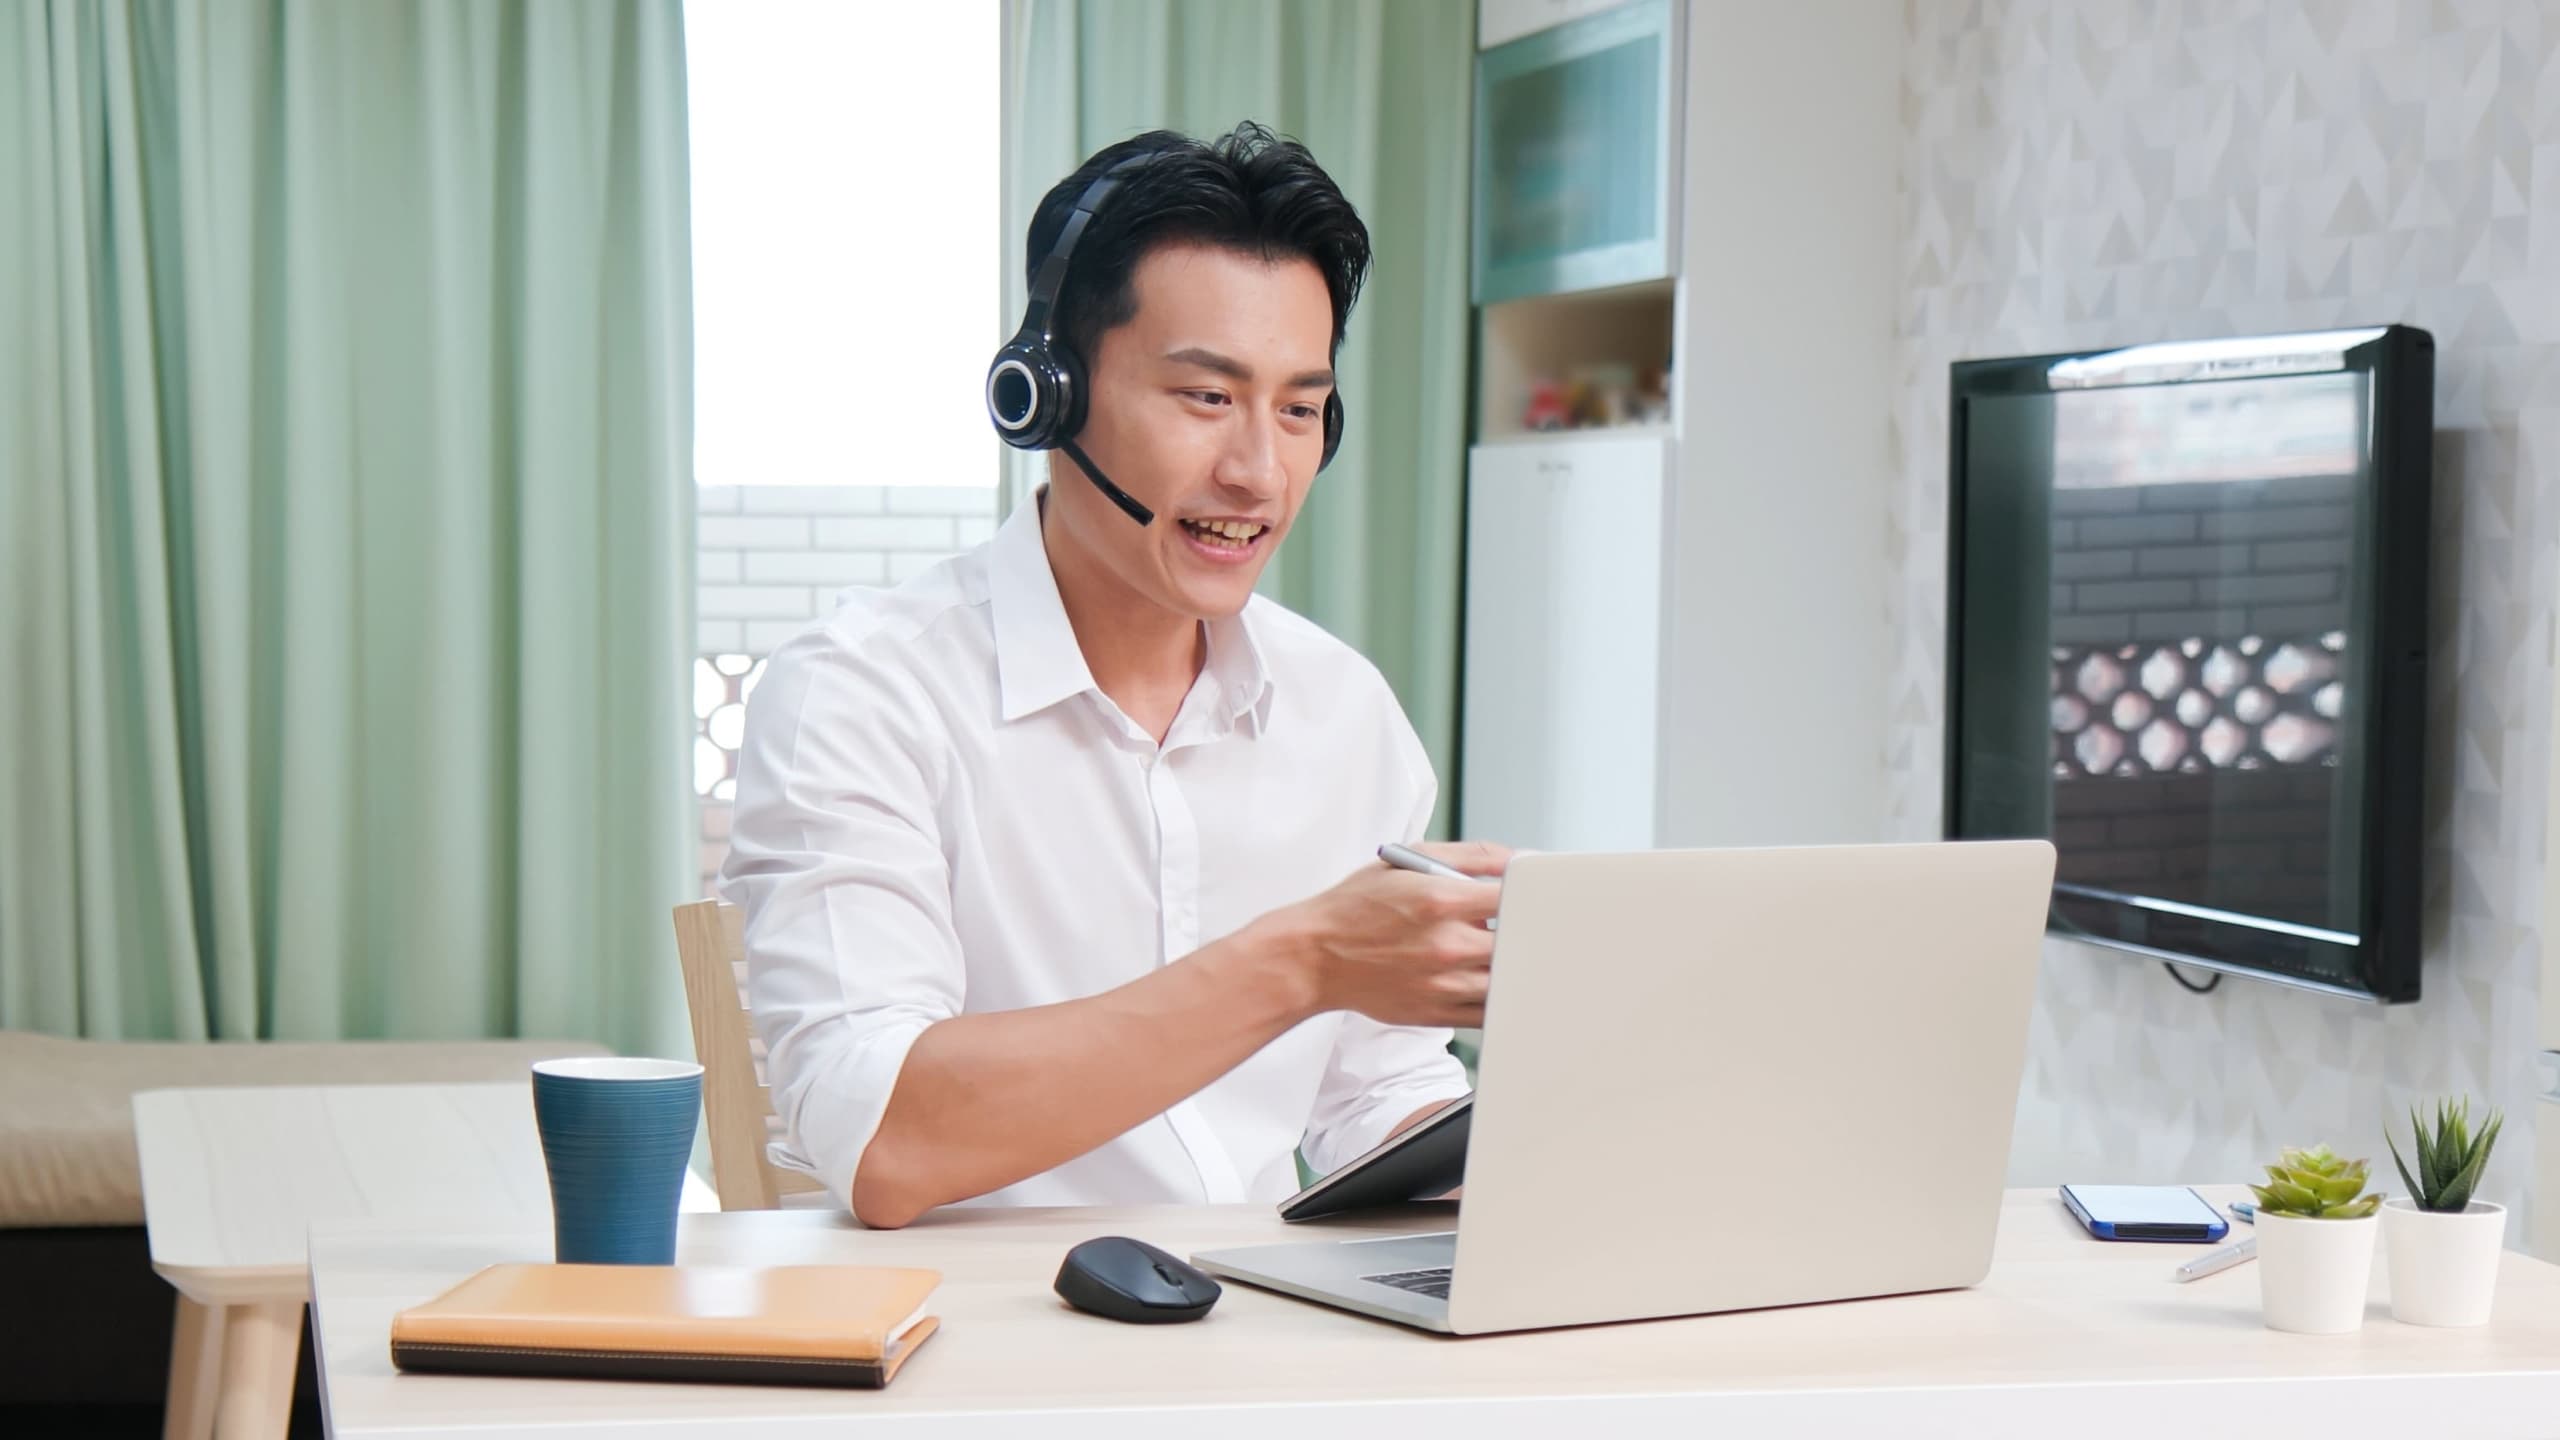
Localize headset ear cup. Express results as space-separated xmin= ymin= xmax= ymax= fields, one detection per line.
xmin=1320 ymin=390 xmax=1345 ymax=471
xmin=988 ymin=339 xmax=1061 ymax=451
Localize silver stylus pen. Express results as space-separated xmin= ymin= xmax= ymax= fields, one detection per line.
xmin=2171 ymin=1236 xmax=2257 ymax=1282
xmin=1377 ymin=842 xmax=1483 ymax=881
xmin=1378 ymin=843 xmax=1502 ymax=929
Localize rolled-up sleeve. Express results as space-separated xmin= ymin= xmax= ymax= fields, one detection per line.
xmin=719 ymin=625 xmax=960 ymax=1208
xmin=1299 ymin=713 xmax=1471 ymax=1173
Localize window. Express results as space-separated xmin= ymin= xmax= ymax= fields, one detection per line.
xmin=685 ymin=1 xmax=1000 ymax=487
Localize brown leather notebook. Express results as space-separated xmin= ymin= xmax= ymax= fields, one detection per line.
xmin=390 ymin=1263 xmax=942 ymax=1389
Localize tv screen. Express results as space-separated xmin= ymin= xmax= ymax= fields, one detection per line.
xmin=1943 ymin=328 xmax=2433 ymax=1002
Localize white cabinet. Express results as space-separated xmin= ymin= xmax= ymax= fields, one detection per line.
xmin=1459 ymin=433 xmax=1671 ymax=852
xmin=1457 ymin=0 xmax=1900 ymax=857
xmin=1479 ymin=0 xmax=1635 ymax=50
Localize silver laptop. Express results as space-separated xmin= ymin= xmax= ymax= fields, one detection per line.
xmin=1192 ymin=841 xmax=2056 ymax=1335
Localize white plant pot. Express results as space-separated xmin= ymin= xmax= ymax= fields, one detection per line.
xmin=2254 ymin=1210 xmax=2378 ymax=1334
xmin=2383 ymin=1198 xmax=2506 ymax=1327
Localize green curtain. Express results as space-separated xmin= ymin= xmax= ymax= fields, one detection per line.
xmin=999 ymin=0 xmax=1476 ymax=837
xmin=0 ymin=0 xmax=695 ymax=1056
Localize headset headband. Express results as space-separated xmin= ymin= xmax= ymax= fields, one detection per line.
xmin=1021 ymin=154 xmax=1149 ymax=336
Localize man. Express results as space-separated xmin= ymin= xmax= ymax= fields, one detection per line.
xmin=724 ymin=122 xmax=1505 ymax=1230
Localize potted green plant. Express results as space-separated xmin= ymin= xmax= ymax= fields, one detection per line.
xmin=2383 ymin=1098 xmax=2506 ymax=1327
xmin=2249 ymin=1145 xmax=2380 ymax=1333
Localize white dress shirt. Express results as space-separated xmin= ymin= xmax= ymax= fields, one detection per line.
xmin=720 ymin=493 xmax=1470 ymax=1212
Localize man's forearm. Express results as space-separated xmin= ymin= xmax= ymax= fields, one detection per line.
xmin=850 ymin=919 xmax=1320 ymax=1228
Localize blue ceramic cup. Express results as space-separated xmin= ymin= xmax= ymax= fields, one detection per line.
xmin=529 ymin=1057 xmax=703 ymax=1265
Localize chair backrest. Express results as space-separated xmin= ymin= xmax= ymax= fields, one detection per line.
xmin=671 ymin=899 xmax=827 ymax=1210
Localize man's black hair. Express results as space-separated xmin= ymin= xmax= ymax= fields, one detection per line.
xmin=1026 ymin=121 xmax=1372 ymax=373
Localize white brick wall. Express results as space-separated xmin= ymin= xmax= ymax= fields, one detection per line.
xmin=693 ymin=484 xmax=993 ymax=655
xmin=694 ymin=483 xmax=995 ymax=893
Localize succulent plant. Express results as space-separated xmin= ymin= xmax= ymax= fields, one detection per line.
xmin=2388 ymin=1098 xmax=2503 ymax=1214
xmin=2249 ymin=1145 xmax=2379 ymax=1219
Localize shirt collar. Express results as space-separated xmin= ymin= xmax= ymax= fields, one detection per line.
xmin=989 ymin=493 xmax=1099 ymax=723
xmin=1202 ymin=604 xmax=1277 ymax=737
xmin=988 ymin=489 xmax=1276 ymax=733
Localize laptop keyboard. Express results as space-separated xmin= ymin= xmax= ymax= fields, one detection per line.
xmin=1363 ymin=1267 xmax=1454 ymax=1300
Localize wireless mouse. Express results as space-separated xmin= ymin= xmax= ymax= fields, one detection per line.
xmin=1054 ymin=1235 xmax=1222 ymax=1323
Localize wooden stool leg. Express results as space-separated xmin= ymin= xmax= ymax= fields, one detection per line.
xmin=211 ymin=1300 xmax=302 ymax=1439
xmin=164 ymin=1295 xmax=224 ymax=1440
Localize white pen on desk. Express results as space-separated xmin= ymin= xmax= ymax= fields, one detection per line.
xmin=2171 ymin=1236 xmax=2256 ymax=1282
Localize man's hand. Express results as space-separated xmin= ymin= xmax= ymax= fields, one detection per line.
xmin=1255 ymin=840 xmax=1512 ymax=1028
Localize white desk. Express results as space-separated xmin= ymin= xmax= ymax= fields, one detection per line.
xmin=133 ymin=1082 xmax=717 ymax=1439
xmin=311 ymin=1189 xmax=2560 ymax=1438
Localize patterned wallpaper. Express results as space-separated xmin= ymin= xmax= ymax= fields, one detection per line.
xmin=1890 ymin=0 xmax=2555 ymax=1235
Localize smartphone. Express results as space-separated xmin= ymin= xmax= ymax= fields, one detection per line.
xmin=2059 ymin=1184 xmax=2230 ymax=1242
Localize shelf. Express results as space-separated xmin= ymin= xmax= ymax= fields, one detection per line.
xmin=1473 ymin=423 xmax=1671 ymax=449
xmin=1476 ymin=278 xmax=1676 ymax=446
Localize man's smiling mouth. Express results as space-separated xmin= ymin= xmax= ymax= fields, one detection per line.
xmin=1179 ymin=518 xmax=1269 ymax=552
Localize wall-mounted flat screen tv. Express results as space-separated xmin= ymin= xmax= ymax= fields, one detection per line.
xmin=1943 ymin=327 xmax=2432 ymax=1003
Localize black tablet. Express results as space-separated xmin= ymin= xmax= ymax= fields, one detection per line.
xmin=1279 ymin=1094 xmax=1471 ymax=1222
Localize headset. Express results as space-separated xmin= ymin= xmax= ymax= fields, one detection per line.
xmin=986 ymin=151 xmax=1345 ymax=527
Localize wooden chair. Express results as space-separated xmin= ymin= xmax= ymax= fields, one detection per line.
xmin=671 ymin=899 xmax=829 ymax=1210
